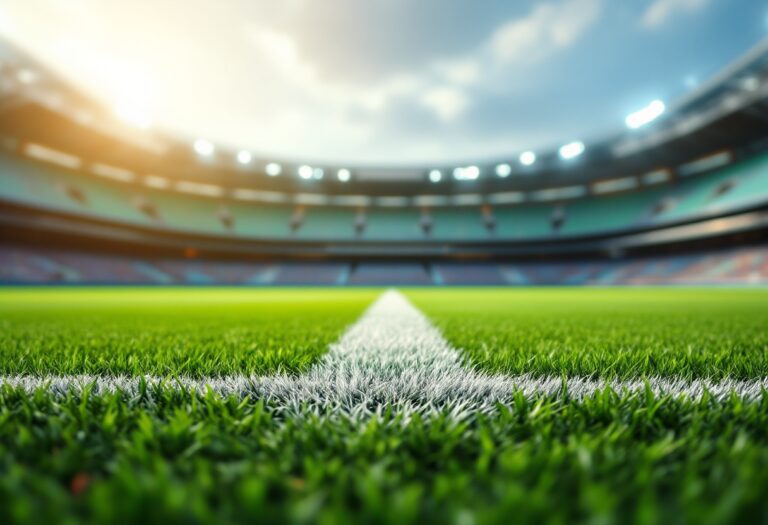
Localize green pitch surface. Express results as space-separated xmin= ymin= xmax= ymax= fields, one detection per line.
xmin=0 ymin=288 xmax=377 ymax=376
xmin=409 ymin=288 xmax=768 ymax=380
xmin=1 ymin=287 xmax=768 ymax=525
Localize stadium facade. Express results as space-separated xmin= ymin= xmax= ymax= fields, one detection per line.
xmin=1 ymin=39 xmax=767 ymax=285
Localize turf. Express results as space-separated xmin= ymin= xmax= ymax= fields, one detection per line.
xmin=409 ymin=288 xmax=768 ymax=380
xmin=0 ymin=288 xmax=377 ymax=376
xmin=2 ymin=388 xmax=767 ymax=524
xmin=1 ymin=287 xmax=768 ymax=524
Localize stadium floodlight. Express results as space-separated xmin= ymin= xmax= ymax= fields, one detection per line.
xmin=313 ymin=168 xmax=324 ymax=180
xmin=429 ymin=169 xmax=442 ymax=182
xmin=265 ymin=162 xmax=282 ymax=176
xmin=453 ymin=166 xmax=480 ymax=181
xmin=193 ymin=139 xmax=215 ymax=157
xmin=495 ymin=163 xmax=512 ymax=178
xmin=115 ymin=102 xmax=153 ymax=130
xmin=625 ymin=100 xmax=665 ymax=129
xmin=559 ymin=141 xmax=585 ymax=160
xmin=16 ymin=69 xmax=37 ymax=85
xmin=298 ymin=165 xmax=314 ymax=179
xmin=519 ymin=151 xmax=536 ymax=166
xmin=237 ymin=151 xmax=252 ymax=165
xmin=337 ymin=169 xmax=351 ymax=182
xmin=742 ymin=76 xmax=760 ymax=92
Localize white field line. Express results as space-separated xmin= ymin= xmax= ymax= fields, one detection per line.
xmin=1 ymin=290 xmax=767 ymax=416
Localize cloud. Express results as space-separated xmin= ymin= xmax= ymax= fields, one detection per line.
xmin=433 ymin=58 xmax=481 ymax=85
xmin=419 ymin=87 xmax=470 ymax=122
xmin=2 ymin=0 xmax=611 ymax=162
xmin=641 ymin=0 xmax=710 ymax=29
xmin=250 ymin=26 xmax=475 ymax=122
xmin=249 ymin=27 xmax=420 ymax=112
xmin=415 ymin=0 xmax=603 ymax=122
xmin=248 ymin=0 xmax=602 ymax=125
xmin=491 ymin=0 xmax=603 ymax=65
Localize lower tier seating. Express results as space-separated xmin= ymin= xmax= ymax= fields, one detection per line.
xmin=2 ymin=245 xmax=766 ymax=286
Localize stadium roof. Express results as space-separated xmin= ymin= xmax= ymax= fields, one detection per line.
xmin=1 ymin=0 xmax=767 ymax=167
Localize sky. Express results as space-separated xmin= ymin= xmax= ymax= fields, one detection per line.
xmin=0 ymin=0 xmax=766 ymax=165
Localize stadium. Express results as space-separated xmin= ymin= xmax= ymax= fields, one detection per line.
xmin=1 ymin=2 xmax=767 ymax=524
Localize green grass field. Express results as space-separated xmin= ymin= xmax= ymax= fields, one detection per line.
xmin=1 ymin=287 xmax=767 ymax=524
xmin=409 ymin=288 xmax=768 ymax=379
xmin=0 ymin=288 xmax=377 ymax=376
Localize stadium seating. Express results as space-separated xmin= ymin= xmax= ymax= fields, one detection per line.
xmin=0 ymin=154 xmax=151 ymax=225
xmin=433 ymin=264 xmax=507 ymax=285
xmin=363 ymin=208 xmax=424 ymax=239
xmin=2 ymin=245 xmax=766 ymax=286
xmin=296 ymin=207 xmax=357 ymax=239
xmin=347 ymin=263 xmax=434 ymax=285
xmin=271 ymin=263 xmax=349 ymax=285
xmin=559 ymin=187 xmax=668 ymax=235
xmin=430 ymin=207 xmax=489 ymax=239
xmin=493 ymin=205 xmax=557 ymax=238
xmin=2 ymin=150 xmax=768 ymax=244
xmin=652 ymin=153 xmax=768 ymax=222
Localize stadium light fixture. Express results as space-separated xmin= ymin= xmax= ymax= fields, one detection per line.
xmin=298 ymin=165 xmax=313 ymax=179
xmin=193 ymin=139 xmax=215 ymax=157
xmin=453 ymin=166 xmax=480 ymax=181
xmin=519 ymin=151 xmax=536 ymax=166
xmin=145 ymin=175 xmax=170 ymax=189
xmin=265 ymin=162 xmax=282 ymax=176
xmin=337 ymin=169 xmax=351 ymax=182
xmin=495 ymin=163 xmax=512 ymax=178
xmin=428 ymin=169 xmax=442 ymax=183
xmin=115 ymin=102 xmax=153 ymax=130
xmin=559 ymin=141 xmax=585 ymax=160
xmin=625 ymin=100 xmax=665 ymax=129
xmin=16 ymin=69 xmax=38 ymax=85
xmin=742 ymin=76 xmax=760 ymax=92
xmin=237 ymin=151 xmax=252 ymax=165
xmin=313 ymin=168 xmax=324 ymax=180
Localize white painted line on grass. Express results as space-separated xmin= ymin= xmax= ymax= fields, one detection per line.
xmin=2 ymin=290 xmax=766 ymax=416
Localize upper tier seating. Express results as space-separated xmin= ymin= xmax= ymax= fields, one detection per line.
xmin=296 ymin=207 xmax=357 ymax=239
xmin=1 ymin=150 xmax=767 ymax=243
xmin=430 ymin=207 xmax=489 ymax=239
xmin=652 ymin=153 xmax=768 ymax=222
xmin=559 ymin=186 xmax=668 ymax=235
xmin=493 ymin=205 xmax=557 ymax=238
xmin=363 ymin=208 xmax=423 ymax=239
